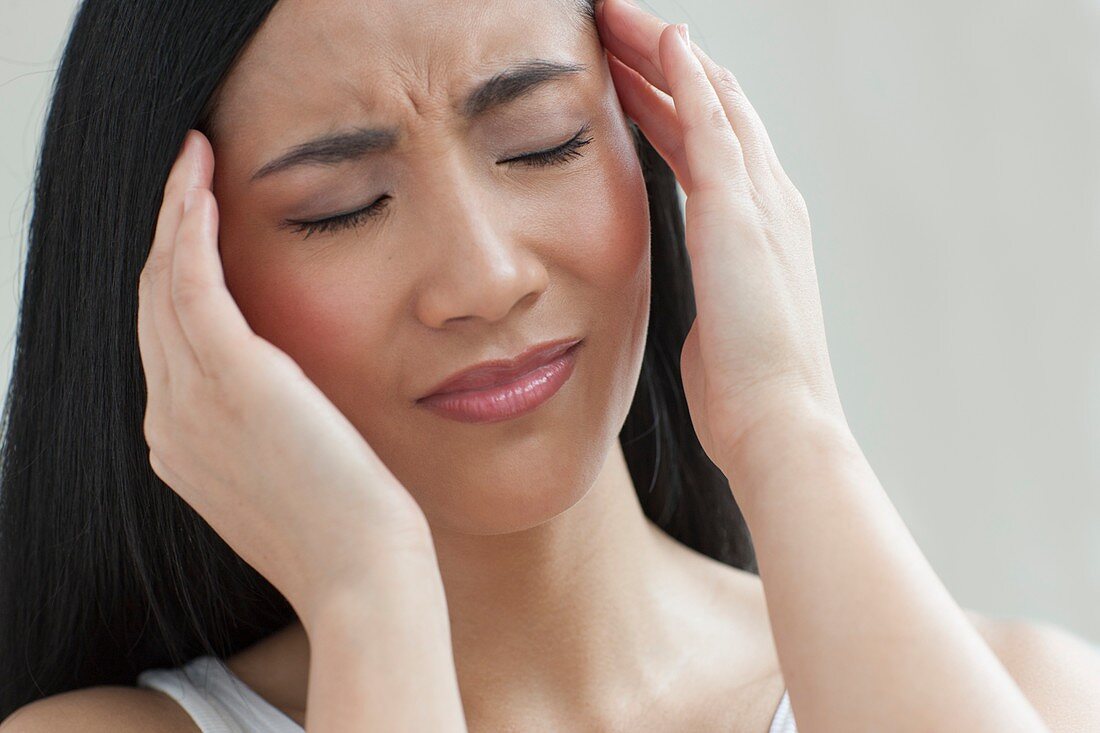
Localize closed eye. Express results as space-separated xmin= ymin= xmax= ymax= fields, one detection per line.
xmin=499 ymin=121 xmax=594 ymax=168
xmin=281 ymin=122 xmax=595 ymax=240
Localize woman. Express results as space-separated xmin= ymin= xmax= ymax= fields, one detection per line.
xmin=1 ymin=0 xmax=1097 ymax=730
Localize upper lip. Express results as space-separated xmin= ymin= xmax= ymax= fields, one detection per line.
xmin=417 ymin=337 xmax=583 ymax=400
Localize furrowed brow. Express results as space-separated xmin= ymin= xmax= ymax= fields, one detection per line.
xmin=460 ymin=58 xmax=588 ymax=118
xmin=250 ymin=128 xmax=398 ymax=181
xmin=250 ymin=58 xmax=589 ymax=183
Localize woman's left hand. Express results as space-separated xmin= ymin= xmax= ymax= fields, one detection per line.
xmin=597 ymin=0 xmax=848 ymax=475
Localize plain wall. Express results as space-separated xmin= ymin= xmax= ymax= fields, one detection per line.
xmin=2 ymin=0 xmax=1097 ymax=642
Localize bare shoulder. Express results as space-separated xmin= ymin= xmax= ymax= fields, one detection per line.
xmin=0 ymin=685 xmax=199 ymax=733
xmin=964 ymin=608 xmax=1100 ymax=733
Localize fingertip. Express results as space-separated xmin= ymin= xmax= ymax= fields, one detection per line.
xmin=183 ymin=129 xmax=200 ymax=153
xmin=193 ymin=131 xmax=216 ymax=185
xmin=595 ymin=0 xmax=620 ymax=46
xmin=667 ymin=21 xmax=690 ymax=56
xmin=660 ymin=20 xmax=698 ymax=82
xmin=185 ymin=187 xmax=220 ymax=239
xmin=657 ymin=22 xmax=681 ymax=71
xmin=178 ymin=129 xmax=214 ymax=188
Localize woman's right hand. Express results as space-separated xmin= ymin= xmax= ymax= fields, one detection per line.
xmin=137 ymin=129 xmax=435 ymax=627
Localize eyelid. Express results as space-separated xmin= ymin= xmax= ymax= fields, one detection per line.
xmin=280 ymin=195 xmax=392 ymax=239
xmin=499 ymin=122 xmax=593 ymax=164
xmin=283 ymin=122 xmax=595 ymax=239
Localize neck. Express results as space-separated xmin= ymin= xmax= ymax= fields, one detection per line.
xmin=244 ymin=441 xmax=754 ymax=727
xmin=429 ymin=440 xmax=680 ymax=714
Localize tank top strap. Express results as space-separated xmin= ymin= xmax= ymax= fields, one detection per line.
xmin=136 ymin=655 xmax=304 ymax=732
xmin=767 ymin=688 xmax=798 ymax=732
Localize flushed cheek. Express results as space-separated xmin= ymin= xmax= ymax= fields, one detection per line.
xmin=566 ymin=135 xmax=650 ymax=307
xmin=526 ymin=129 xmax=652 ymax=422
xmin=223 ymin=252 xmax=398 ymax=409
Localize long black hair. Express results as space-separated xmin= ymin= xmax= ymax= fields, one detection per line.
xmin=0 ymin=0 xmax=755 ymax=717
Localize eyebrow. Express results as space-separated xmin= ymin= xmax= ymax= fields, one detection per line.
xmin=249 ymin=58 xmax=590 ymax=182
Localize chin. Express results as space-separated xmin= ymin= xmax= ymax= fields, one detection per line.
xmin=404 ymin=403 xmax=624 ymax=536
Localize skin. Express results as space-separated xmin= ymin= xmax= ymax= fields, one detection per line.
xmin=113 ymin=0 xmax=1100 ymax=726
xmin=126 ymin=0 xmax=1097 ymax=730
xmin=198 ymin=0 xmax=784 ymax=729
xmin=9 ymin=0 xmax=1100 ymax=731
xmin=209 ymin=0 xmax=653 ymax=542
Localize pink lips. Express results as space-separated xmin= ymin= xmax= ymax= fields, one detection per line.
xmin=416 ymin=338 xmax=583 ymax=424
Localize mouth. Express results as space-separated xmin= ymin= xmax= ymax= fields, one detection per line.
xmin=415 ymin=338 xmax=584 ymax=424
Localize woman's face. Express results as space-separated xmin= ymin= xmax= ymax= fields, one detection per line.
xmin=209 ymin=0 xmax=651 ymax=534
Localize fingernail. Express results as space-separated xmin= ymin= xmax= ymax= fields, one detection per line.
xmin=183 ymin=188 xmax=198 ymax=214
xmin=677 ymin=23 xmax=690 ymax=45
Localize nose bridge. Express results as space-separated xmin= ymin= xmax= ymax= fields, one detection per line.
xmin=411 ymin=144 xmax=548 ymax=327
xmin=419 ymin=143 xmax=497 ymax=247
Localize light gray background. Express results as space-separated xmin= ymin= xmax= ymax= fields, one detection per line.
xmin=2 ymin=1 xmax=1097 ymax=643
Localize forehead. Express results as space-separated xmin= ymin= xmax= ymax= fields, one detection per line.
xmin=213 ymin=0 xmax=594 ymax=134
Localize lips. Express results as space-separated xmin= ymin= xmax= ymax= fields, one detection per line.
xmin=417 ymin=337 xmax=583 ymax=400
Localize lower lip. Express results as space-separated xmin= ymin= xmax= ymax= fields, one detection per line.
xmin=417 ymin=342 xmax=582 ymax=424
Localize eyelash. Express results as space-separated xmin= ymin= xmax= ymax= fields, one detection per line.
xmin=282 ymin=123 xmax=595 ymax=239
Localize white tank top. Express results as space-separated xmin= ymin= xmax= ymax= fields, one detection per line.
xmin=137 ymin=655 xmax=798 ymax=732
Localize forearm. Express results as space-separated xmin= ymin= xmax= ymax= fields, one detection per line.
xmin=301 ymin=550 xmax=467 ymax=733
xmin=722 ymin=406 xmax=1049 ymax=733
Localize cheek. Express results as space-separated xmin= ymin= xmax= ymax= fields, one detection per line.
xmin=532 ymin=133 xmax=651 ymax=298
xmin=576 ymin=125 xmax=651 ymax=304
xmin=218 ymin=225 xmax=398 ymax=410
xmin=537 ymin=119 xmax=653 ymax=428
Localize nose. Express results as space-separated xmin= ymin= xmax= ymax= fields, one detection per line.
xmin=412 ymin=161 xmax=550 ymax=329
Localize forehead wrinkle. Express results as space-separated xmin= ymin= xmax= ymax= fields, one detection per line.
xmin=216 ymin=0 xmax=601 ymax=175
xmin=248 ymin=58 xmax=591 ymax=182
xmin=325 ymin=0 xmax=596 ymax=103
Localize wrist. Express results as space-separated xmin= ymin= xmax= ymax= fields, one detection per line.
xmin=297 ymin=538 xmax=445 ymax=635
xmin=718 ymin=398 xmax=863 ymax=520
xmin=301 ymin=548 xmax=466 ymax=732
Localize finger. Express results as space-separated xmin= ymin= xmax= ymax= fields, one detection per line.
xmin=150 ymin=130 xmax=213 ymax=385
xmin=690 ymin=45 xmax=789 ymax=189
xmin=140 ymin=130 xmax=208 ymax=394
xmin=606 ymin=52 xmax=691 ymax=188
xmin=137 ymin=257 xmax=166 ymax=396
xmin=660 ymin=23 xmax=753 ymax=198
xmin=597 ymin=0 xmax=669 ymax=94
xmin=170 ymin=134 xmax=256 ymax=377
xmin=599 ymin=0 xmax=781 ymax=188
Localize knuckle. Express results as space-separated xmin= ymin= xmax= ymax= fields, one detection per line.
xmin=170 ymin=360 xmax=203 ymax=401
xmin=147 ymin=448 xmax=179 ymax=489
xmin=205 ymin=368 xmax=240 ymax=417
xmin=713 ymin=66 xmax=744 ymax=101
xmin=692 ymin=172 xmax=737 ymax=203
xmin=147 ymin=448 xmax=164 ymax=477
xmin=793 ymin=189 xmax=810 ymax=219
xmin=667 ymin=135 xmax=687 ymax=170
xmin=780 ymin=182 xmax=810 ymax=222
xmin=703 ymin=99 xmax=730 ymax=132
xmin=714 ymin=165 xmax=754 ymax=197
xmin=147 ymin=410 xmax=192 ymax=471
xmin=689 ymin=180 xmax=740 ymax=223
xmin=748 ymin=182 xmax=773 ymax=218
xmin=171 ymin=276 xmax=205 ymax=311
xmin=143 ymin=413 xmax=166 ymax=452
xmin=138 ymin=258 xmax=160 ymax=288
